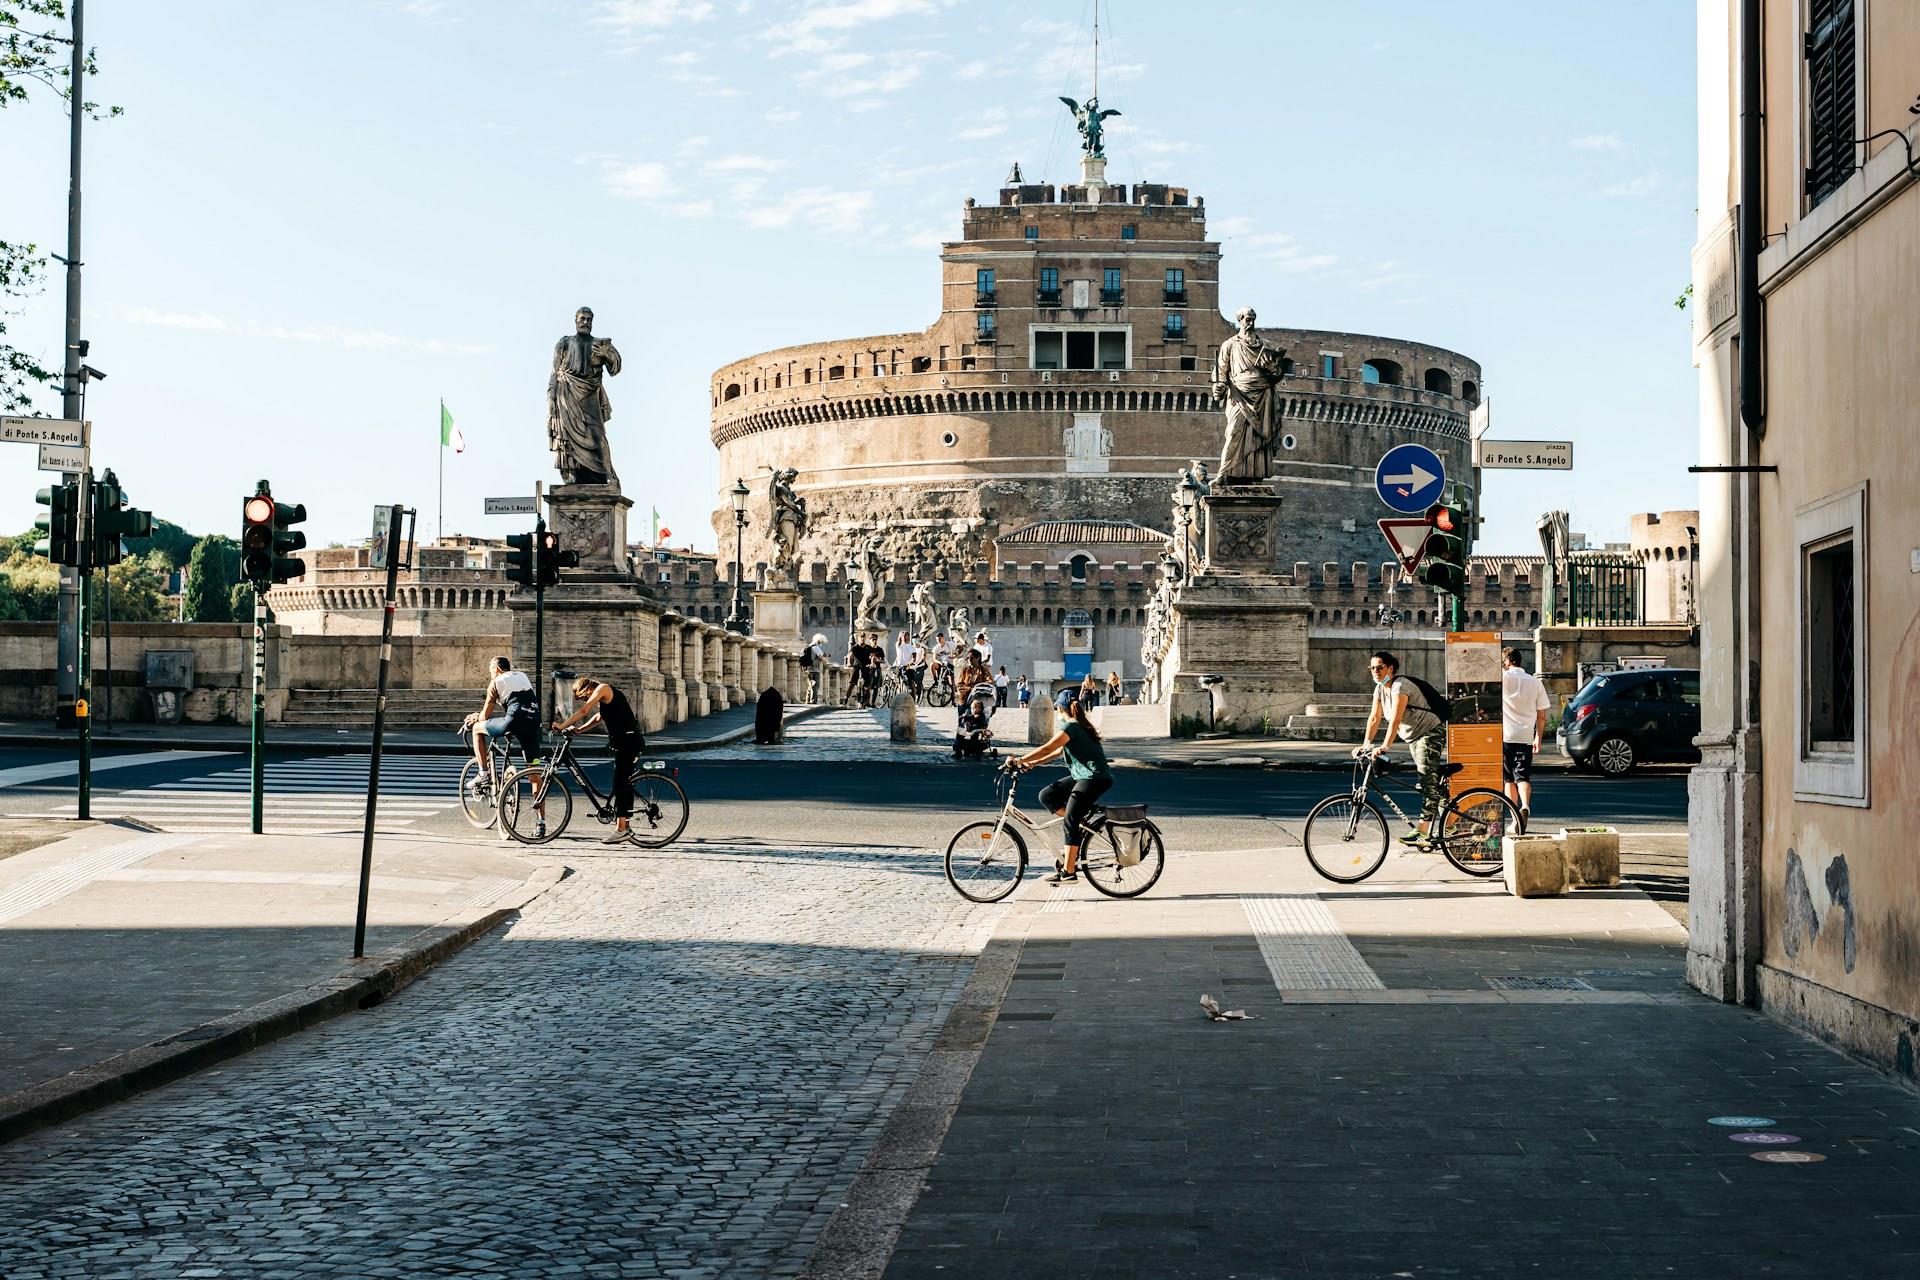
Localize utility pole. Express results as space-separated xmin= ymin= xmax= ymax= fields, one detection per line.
xmin=355 ymin=504 xmax=412 ymax=959
xmin=55 ymin=0 xmax=87 ymax=728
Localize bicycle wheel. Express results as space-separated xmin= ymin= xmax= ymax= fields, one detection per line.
xmin=624 ymin=771 xmax=690 ymax=848
xmin=501 ymin=766 xmax=572 ymax=845
xmin=1081 ymin=821 xmax=1166 ymax=899
xmin=928 ymin=678 xmax=953 ymax=708
xmin=944 ymin=821 xmax=1027 ymax=903
xmin=458 ymin=758 xmax=497 ymax=829
xmin=1437 ymin=788 xmax=1516 ymax=878
xmin=1301 ymin=795 xmax=1389 ymax=883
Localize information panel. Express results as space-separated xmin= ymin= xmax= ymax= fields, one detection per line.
xmin=1444 ymin=631 xmax=1503 ymax=797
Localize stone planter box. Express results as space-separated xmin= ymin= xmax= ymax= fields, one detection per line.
xmin=1502 ymin=834 xmax=1568 ymax=898
xmin=1559 ymin=826 xmax=1622 ymax=888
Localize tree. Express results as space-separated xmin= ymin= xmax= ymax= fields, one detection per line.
xmin=2 ymin=1 xmax=121 ymax=413
xmin=229 ymin=580 xmax=254 ymax=622
xmin=104 ymin=549 xmax=170 ymax=622
xmin=126 ymin=517 xmax=196 ymax=570
xmin=181 ymin=536 xmax=234 ymax=622
xmin=0 ymin=545 xmax=58 ymax=619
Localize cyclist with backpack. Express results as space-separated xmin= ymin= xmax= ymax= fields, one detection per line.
xmin=1355 ymin=650 xmax=1449 ymax=847
xmin=462 ymin=656 xmax=540 ymax=791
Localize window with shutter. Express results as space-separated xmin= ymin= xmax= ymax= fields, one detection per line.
xmin=1804 ymin=0 xmax=1857 ymax=206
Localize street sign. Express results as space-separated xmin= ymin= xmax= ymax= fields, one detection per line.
xmin=1374 ymin=443 xmax=1446 ymax=513
xmin=1 ymin=416 xmax=87 ymax=448
xmin=370 ymin=505 xmax=395 ymax=570
xmin=1378 ymin=518 xmax=1433 ymax=573
xmin=37 ymin=443 xmax=85 ymax=472
xmin=1475 ymin=439 xmax=1573 ymax=470
xmin=484 ymin=495 xmax=539 ymax=516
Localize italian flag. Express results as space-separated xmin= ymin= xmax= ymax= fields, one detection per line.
xmin=440 ymin=401 xmax=464 ymax=453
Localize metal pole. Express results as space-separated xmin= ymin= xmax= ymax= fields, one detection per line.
xmin=76 ymin=467 xmax=92 ymax=818
xmin=354 ymin=504 xmax=409 ymax=959
xmin=102 ymin=551 xmax=111 ymax=731
xmin=533 ymin=512 xmax=544 ymax=735
xmin=250 ymin=584 xmax=266 ymax=834
xmin=55 ymin=0 xmax=86 ymax=727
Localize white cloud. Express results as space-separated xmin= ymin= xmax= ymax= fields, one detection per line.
xmin=603 ymin=161 xmax=679 ymax=201
xmin=1238 ymin=230 xmax=1340 ymax=275
xmin=125 ymin=308 xmax=494 ymax=355
xmin=597 ymin=0 xmax=716 ymax=30
xmin=1571 ymin=133 xmax=1625 ymax=151
xmin=956 ymin=123 xmax=1005 ymax=141
xmin=1600 ymin=169 xmax=1660 ymax=197
xmin=798 ymin=47 xmax=928 ymax=97
xmin=661 ymin=49 xmax=705 ymax=64
xmin=953 ymin=59 xmax=997 ymax=81
xmin=1209 ymin=215 xmax=1253 ymax=237
xmin=764 ymin=106 xmax=802 ymax=123
xmin=741 ymin=186 xmax=875 ymax=235
xmin=704 ymin=153 xmax=786 ymax=174
xmin=675 ymin=134 xmax=712 ymax=155
xmin=767 ymin=0 xmax=941 ymax=53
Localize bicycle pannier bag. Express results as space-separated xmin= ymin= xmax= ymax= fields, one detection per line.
xmin=1104 ymin=804 xmax=1150 ymax=867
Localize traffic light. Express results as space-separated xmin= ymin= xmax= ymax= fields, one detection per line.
xmin=34 ymin=482 xmax=81 ymax=567
xmin=505 ymin=532 xmax=535 ymax=586
xmin=241 ymin=483 xmax=308 ymax=584
xmin=536 ymin=530 xmax=579 ymax=588
xmin=91 ymin=470 xmax=153 ymax=569
xmin=1416 ymin=499 xmax=1470 ymax=596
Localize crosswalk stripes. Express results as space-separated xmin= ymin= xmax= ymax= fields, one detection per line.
xmin=37 ymin=754 xmax=465 ymax=834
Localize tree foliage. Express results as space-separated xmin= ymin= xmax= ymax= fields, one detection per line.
xmin=2 ymin=0 xmax=120 ymax=413
xmin=104 ymin=550 xmax=171 ymax=622
xmin=181 ymin=536 xmax=235 ymax=623
xmin=127 ymin=517 xmax=196 ymax=569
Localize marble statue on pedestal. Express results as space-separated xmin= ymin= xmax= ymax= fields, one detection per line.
xmin=1212 ymin=307 xmax=1289 ymax=484
xmin=548 ymin=306 xmax=623 ymax=486
xmin=853 ymin=535 xmax=890 ymax=633
xmin=908 ymin=581 xmax=939 ymax=642
xmin=765 ymin=467 xmax=807 ymax=578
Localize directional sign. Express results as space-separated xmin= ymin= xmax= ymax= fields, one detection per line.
xmin=1475 ymin=439 xmax=1573 ymax=470
xmin=37 ymin=443 xmax=86 ymax=472
xmin=1378 ymin=518 xmax=1433 ymax=573
xmin=1374 ymin=443 xmax=1446 ymax=513
xmin=1 ymin=416 xmax=87 ymax=448
xmin=484 ymin=495 xmax=539 ymax=516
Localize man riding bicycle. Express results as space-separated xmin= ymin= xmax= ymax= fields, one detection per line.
xmin=897 ymin=631 xmax=927 ymax=696
xmin=552 ymin=675 xmax=646 ymax=845
xmin=1355 ymin=650 xmax=1446 ymax=847
xmin=1009 ymin=687 xmax=1112 ymax=885
xmin=463 ymin=656 xmax=540 ymax=791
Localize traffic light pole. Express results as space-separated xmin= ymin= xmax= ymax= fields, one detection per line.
xmin=533 ymin=512 xmax=545 ymax=732
xmin=354 ymin=504 xmax=412 ymax=959
xmin=250 ymin=584 xmax=266 ymax=835
xmin=55 ymin=0 xmax=86 ymax=730
xmin=76 ymin=468 xmax=93 ymax=820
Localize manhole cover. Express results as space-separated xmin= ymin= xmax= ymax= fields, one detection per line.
xmin=1484 ymin=976 xmax=1595 ymax=992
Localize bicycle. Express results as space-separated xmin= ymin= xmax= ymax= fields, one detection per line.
xmin=498 ymin=730 xmax=690 ymax=848
xmin=944 ymin=763 xmax=1166 ymax=903
xmin=457 ymin=724 xmax=534 ymax=832
xmin=923 ymin=663 xmax=955 ymax=708
xmin=1301 ymin=752 xmax=1518 ymax=883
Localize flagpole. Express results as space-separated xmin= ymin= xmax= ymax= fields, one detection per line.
xmin=438 ymin=398 xmax=444 ymax=545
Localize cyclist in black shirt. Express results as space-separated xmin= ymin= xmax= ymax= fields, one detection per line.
xmin=554 ymin=676 xmax=646 ymax=844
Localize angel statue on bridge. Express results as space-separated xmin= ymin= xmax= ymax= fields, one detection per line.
xmin=1059 ymin=95 xmax=1121 ymax=158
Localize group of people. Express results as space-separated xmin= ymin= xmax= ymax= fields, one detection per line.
xmin=1353 ymin=646 xmax=1552 ymax=845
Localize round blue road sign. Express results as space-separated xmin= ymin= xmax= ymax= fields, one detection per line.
xmin=1375 ymin=444 xmax=1447 ymax=514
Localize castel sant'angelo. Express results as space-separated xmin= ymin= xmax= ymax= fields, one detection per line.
xmin=705 ymin=109 xmax=1482 ymax=586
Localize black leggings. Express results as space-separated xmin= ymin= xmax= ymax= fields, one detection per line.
xmin=1039 ymin=774 xmax=1113 ymax=848
xmin=609 ymin=732 xmax=644 ymax=818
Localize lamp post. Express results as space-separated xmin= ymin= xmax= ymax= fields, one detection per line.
xmin=1173 ymin=473 xmax=1200 ymax=576
xmin=724 ymin=478 xmax=751 ymax=634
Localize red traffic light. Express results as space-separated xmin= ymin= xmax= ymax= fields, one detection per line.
xmin=1426 ymin=502 xmax=1454 ymax=533
xmin=244 ymin=495 xmax=274 ymax=525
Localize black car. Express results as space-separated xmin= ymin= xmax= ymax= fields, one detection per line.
xmin=1560 ymin=668 xmax=1701 ymax=776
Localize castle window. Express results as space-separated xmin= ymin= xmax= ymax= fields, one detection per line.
xmin=1320 ymin=354 xmax=1339 ymax=379
xmin=1098 ymin=332 xmax=1126 ymax=369
xmin=1068 ymin=555 xmax=1091 ymax=582
xmin=804 ymin=368 xmax=813 ymax=384
xmin=1361 ymin=359 xmax=1402 ymax=386
xmin=1025 ymin=225 xmax=1039 ymax=240
xmin=976 ymin=268 xmax=996 ymax=306
xmin=724 ymin=383 xmax=741 ymax=401
xmin=1423 ymin=367 xmax=1453 ymax=395
xmin=1032 ymin=328 xmax=1129 ymax=371
xmin=1164 ymin=269 xmax=1186 ymax=305
xmin=1805 ymin=0 xmax=1858 ymax=207
xmin=976 ymin=312 xmax=996 ymax=340
xmin=1164 ymin=313 xmax=1187 ymax=341
xmin=1034 ymin=332 xmax=1062 ymax=369
xmin=1101 ymin=268 xmax=1124 ymax=305
xmin=828 ymin=365 xmax=845 ymax=380
xmin=1462 ymin=379 xmax=1478 ymax=403
xmin=1121 ymin=225 xmax=1137 ymax=240
xmin=1038 ymin=267 xmax=1060 ymax=306
xmin=1180 ymin=355 xmax=1197 ymax=372
xmin=911 ymin=355 xmax=931 ymax=373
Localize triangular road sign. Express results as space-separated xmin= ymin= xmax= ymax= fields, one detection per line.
xmin=1378 ymin=518 xmax=1432 ymax=573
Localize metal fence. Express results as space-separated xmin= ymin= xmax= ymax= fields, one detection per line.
xmin=1557 ymin=555 xmax=1644 ymax=626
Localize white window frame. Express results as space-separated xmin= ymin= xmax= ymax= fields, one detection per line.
xmin=1793 ymin=481 xmax=1869 ymax=806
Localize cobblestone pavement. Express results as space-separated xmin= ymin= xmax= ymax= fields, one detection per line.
xmin=0 ymin=835 xmax=1003 ymax=1278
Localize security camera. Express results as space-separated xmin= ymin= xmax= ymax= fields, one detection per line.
xmin=79 ymin=364 xmax=107 ymax=382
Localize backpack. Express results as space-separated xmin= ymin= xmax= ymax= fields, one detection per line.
xmin=1399 ymin=674 xmax=1452 ymax=723
xmin=799 ymin=646 xmax=816 ymax=668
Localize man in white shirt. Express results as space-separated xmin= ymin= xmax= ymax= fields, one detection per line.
xmin=1501 ymin=647 xmax=1552 ymax=830
xmin=972 ymin=630 xmax=993 ymax=668
xmin=897 ymin=633 xmax=927 ymax=696
xmin=1355 ymin=650 xmax=1446 ymax=846
xmin=463 ymin=655 xmax=539 ymax=783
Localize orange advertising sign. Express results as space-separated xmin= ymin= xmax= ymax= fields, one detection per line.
xmin=1445 ymin=631 xmax=1502 ymax=796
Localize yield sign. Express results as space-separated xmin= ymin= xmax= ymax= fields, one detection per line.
xmin=1378 ymin=518 xmax=1432 ymax=573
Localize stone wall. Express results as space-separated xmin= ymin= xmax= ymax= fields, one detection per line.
xmin=287 ymin=635 xmax=507 ymax=692
xmin=0 ymin=622 xmax=289 ymax=724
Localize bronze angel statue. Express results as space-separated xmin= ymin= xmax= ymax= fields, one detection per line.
xmin=1059 ymin=96 xmax=1121 ymax=158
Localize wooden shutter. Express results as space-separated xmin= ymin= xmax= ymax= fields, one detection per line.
xmin=1805 ymin=0 xmax=1858 ymax=205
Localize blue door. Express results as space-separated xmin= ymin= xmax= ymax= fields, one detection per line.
xmin=1063 ymin=651 xmax=1092 ymax=681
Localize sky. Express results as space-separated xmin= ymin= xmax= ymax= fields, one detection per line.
xmin=0 ymin=0 xmax=1701 ymax=556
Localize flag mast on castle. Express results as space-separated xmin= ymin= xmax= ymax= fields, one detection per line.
xmin=1057 ymin=0 xmax=1120 ymax=199
xmin=438 ymin=399 xmax=464 ymax=543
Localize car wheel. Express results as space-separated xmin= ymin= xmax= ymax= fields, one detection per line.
xmin=1593 ymin=734 xmax=1636 ymax=777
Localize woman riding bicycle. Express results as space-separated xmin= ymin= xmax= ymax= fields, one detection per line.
xmin=553 ymin=676 xmax=646 ymax=844
xmin=1009 ymin=687 xmax=1111 ymax=884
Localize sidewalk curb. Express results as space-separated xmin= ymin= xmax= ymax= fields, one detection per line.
xmin=0 ymin=863 xmax=566 ymax=1148
xmin=798 ymin=902 xmax=1036 ymax=1280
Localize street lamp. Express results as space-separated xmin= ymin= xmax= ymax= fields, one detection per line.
xmin=724 ymin=477 xmax=751 ymax=634
xmin=1173 ymin=473 xmax=1201 ymax=575
xmin=845 ymin=558 xmax=860 ymax=653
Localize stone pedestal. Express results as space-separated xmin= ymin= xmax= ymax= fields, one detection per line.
xmin=1161 ymin=485 xmax=1313 ymax=735
xmin=753 ymin=587 xmax=806 ymax=652
xmin=545 ymin=483 xmax=652 ymax=593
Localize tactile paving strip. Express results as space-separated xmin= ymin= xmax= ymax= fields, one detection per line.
xmin=1241 ymin=894 xmax=1385 ymax=990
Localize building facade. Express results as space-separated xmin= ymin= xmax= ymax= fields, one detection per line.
xmin=1690 ymin=0 xmax=1919 ymax=1081
xmin=706 ymin=167 xmax=1483 ymax=577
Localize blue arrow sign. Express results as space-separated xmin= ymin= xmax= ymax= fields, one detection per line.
xmin=1374 ymin=444 xmax=1447 ymax=514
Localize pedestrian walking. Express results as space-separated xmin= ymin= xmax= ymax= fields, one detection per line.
xmin=1017 ymin=675 xmax=1032 ymax=707
xmin=1354 ymin=650 xmax=1446 ymax=847
xmin=1079 ymin=672 xmax=1100 ymax=708
xmin=1501 ymin=647 xmax=1551 ymax=832
xmin=994 ymin=666 xmax=1009 ymax=709
xmin=802 ymin=633 xmax=826 ymax=703
xmin=1105 ymin=670 xmax=1124 ymax=706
